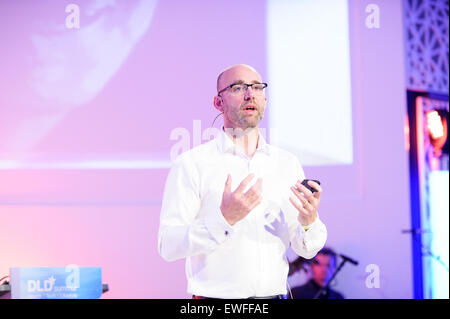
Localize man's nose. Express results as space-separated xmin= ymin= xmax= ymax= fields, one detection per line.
xmin=243 ymin=86 xmax=255 ymax=99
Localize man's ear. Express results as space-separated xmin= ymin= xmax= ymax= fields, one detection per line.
xmin=213 ymin=96 xmax=224 ymax=112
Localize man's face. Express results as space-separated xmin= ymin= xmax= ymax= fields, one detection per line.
xmin=311 ymin=254 xmax=336 ymax=287
xmin=216 ymin=65 xmax=267 ymax=130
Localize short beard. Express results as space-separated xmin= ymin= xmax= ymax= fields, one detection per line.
xmin=236 ymin=110 xmax=263 ymax=128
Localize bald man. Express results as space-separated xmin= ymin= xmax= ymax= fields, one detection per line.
xmin=158 ymin=64 xmax=327 ymax=299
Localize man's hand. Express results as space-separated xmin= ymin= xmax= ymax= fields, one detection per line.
xmin=289 ymin=179 xmax=322 ymax=227
xmin=220 ymin=173 xmax=262 ymax=225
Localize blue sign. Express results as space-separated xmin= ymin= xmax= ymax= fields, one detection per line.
xmin=10 ymin=266 xmax=102 ymax=299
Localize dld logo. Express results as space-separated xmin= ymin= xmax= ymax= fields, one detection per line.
xmin=27 ymin=276 xmax=56 ymax=292
xmin=26 ymin=265 xmax=80 ymax=293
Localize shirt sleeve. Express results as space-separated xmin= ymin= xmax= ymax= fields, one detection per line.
xmin=157 ymin=154 xmax=234 ymax=262
xmin=290 ymin=215 xmax=328 ymax=259
xmin=286 ymin=157 xmax=328 ymax=259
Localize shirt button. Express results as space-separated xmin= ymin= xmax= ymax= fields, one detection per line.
xmin=225 ymin=231 xmax=229 ymax=236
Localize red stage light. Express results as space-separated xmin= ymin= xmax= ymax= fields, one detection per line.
xmin=426 ymin=109 xmax=448 ymax=157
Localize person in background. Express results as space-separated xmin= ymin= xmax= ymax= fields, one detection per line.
xmin=291 ymin=247 xmax=344 ymax=299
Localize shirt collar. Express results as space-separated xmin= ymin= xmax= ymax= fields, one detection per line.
xmin=216 ymin=127 xmax=270 ymax=156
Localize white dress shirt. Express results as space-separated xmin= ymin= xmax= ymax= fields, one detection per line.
xmin=158 ymin=129 xmax=327 ymax=298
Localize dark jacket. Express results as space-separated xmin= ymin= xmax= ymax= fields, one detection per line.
xmin=291 ymin=279 xmax=345 ymax=299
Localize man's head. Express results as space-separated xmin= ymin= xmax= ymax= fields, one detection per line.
xmin=213 ymin=64 xmax=267 ymax=131
xmin=311 ymin=247 xmax=338 ymax=287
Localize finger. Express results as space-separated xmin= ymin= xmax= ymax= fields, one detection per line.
xmin=289 ymin=196 xmax=305 ymax=213
xmin=301 ymin=196 xmax=314 ymax=211
xmin=223 ymin=174 xmax=232 ymax=194
xmin=244 ymin=178 xmax=262 ymax=198
xmin=307 ymin=180 xmax=322 ymax=198
xmin=234 ymin=173 xmax=255 ymax=194
xmin=238 ymin=183 xmax=262 ymax=213
xmin=291 ymin=187 xmax=313 ymax=210
xmin=300 ymin=191 xmax=317 ymax=211
xmin=296 ymin=182 xmax=313 ymax=198
xmin=291 ymin=185 xmax=307 ymax=201
xmin=308 ymin=180 xmax=322 ymax=193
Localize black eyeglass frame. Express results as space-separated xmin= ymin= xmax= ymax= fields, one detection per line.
xmin=217 ymin=82 xmax=268 ymax=96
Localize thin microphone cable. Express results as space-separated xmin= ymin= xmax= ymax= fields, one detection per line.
xmin=211 ymin=113 xmax=223 ymax=128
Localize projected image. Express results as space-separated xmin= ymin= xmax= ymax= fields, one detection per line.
xmin=0 ymin=0 xmax=160 ymax=168
xmin=1 ymin=0 xmax=268 ymax=169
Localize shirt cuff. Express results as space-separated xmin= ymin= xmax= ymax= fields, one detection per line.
xmin=204 ymin=209 xmax=234 ymax=244
xmin=299 ymin=215 xmax=320 ymax=233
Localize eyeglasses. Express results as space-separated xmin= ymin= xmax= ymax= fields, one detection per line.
xmin=218 ymin=82 xmax=268 ymax=96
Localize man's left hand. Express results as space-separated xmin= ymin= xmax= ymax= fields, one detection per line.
xmin=289 ymin=180 xmax=322 ymax=227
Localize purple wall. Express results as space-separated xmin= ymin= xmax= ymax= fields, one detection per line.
xmin=0 ymin=0 xmax=413 ymax=298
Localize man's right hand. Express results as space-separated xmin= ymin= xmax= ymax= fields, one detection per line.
xmin=220 ymin=173 xmax=262 ymax=225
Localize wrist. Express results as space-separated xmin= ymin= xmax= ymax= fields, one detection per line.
xmin=300 ymin=217 xmax=317 ymax=231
